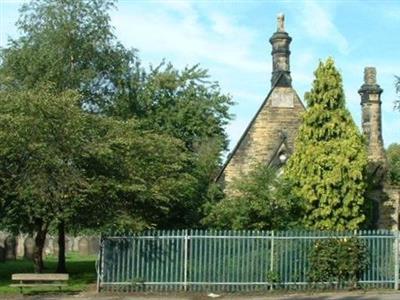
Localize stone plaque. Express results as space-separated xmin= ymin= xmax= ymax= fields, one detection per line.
xmin=270 ymin=89 xmax=294 ymax=108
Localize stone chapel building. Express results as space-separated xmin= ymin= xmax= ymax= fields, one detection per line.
xmin=216 ymin=14 xmax=305 ymax=188
xmin=217 ymin=14 xmax=400 ymax=230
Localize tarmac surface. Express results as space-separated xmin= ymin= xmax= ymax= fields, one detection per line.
xmin=3 ymin=290 xmax=400 ymax=300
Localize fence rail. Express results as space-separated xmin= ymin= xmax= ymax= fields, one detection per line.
xmin=96 ymin=230 xmax=400 ymax=292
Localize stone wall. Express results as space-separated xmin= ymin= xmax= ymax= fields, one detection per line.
xmin=379 ymin=185 xmax=400 ymax=230
xmin=0 ymin=231 xmax=100 ymax=261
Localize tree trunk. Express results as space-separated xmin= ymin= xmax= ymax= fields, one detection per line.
xmin=33 ymin=223 xmax=47 ymax=273
xmin=56 ymin=220 xmax=67 ymax=273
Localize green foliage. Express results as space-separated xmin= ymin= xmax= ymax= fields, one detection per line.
xmin=0 ymin=0 xmax=233 ymax=231
xmin=110 ymin=63 xmax=233 ymax=151
xmin=284 ymin=58 xmax=368 ymax=230
xmin=308 ymin=237 xmax=369 ymax=288
xmin=386 ymin=143 xmax=400 ymax=185
xmin=0 ymin=0 xmax=133 ymax=111
xmin=0 ymin=86 xmax=102 ymax=272
xmin=0 ymin=0 xmax=234 ymax=275
xmin=81 ymin=118 xmax=198 ymax=230
xmin=0 ymin=0 xmax=233 ymax=152
xmin=0 ymin=86 xmax=92 ymax=234
xmin=0 ymin=84 xmax=198 ymax=236
xmin=266 ymin=270 xmax=281 ymax=284
xmin=203 ymin=164 xmax=303 ymax=230
xmin=109 ymin=63 xmax=234 ymax=225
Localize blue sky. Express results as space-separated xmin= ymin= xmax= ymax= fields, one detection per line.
xmin=1 ymin=0 xmax=400 ymax=154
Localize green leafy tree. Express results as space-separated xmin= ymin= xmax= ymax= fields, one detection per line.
xmin=0 ymin=86 xmax=197 ymax=272
xmin=82 ymin=118 xmax=198 ymax=231
xmin=110 ymin=63 xmax=233 ymax=151
xmin=0 ymin=0 xmax=169 ymax=269
xmin=112 ymin=63 xmax=233 ymax=226
xmin=0 ymin=0 xmax=133 ymax=270
xmin=203 ymin=164 xmax=302 ymax=230
xmin=0 ymin=86 xmax=95 ymax=272
xmin=1 ymin=0 xmax=233 ymax=232
xmin=386 ymin=143 xmax=400 ymax=185
xmin=0 ymin=1 xmax=232 ymax=271
xmin=0 ymin=0 xmax=132 ymax=111
xmin=284 ymin=58 xmax=368 ymax=230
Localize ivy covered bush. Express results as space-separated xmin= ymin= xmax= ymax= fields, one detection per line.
xmin=308 ymin=237 xmax=369 ymax=289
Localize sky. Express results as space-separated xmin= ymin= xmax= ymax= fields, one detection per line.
xmin=1 ymin=0 xmax=400 ymax=155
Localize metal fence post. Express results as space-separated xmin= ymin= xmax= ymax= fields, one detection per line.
xmin=395 ymin=231 xmax=399 ymax=290
xmin=184 ymin=229 xmax=189 ymax=291
xmin=270 ymin=231 xmax=274 ymax=290
xmin=96 ymin=235 xmax=104 ymax=293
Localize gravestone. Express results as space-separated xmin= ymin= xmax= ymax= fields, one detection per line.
xmin=52 ymin=237 xmax=71 ymax=255
xmin=24 ymin=237 xmax=35 ymax=259
xmin=65 ymin=237 xmax=72 ymax=252
xmin=16 ymin=235 xmax=26 ymax=258
xmin=52 ymin=239 xmax=59 ymax=255
xmin=78 ymin=237 xmax=90 ymax=256
xmin=5 ymin=236 xmax=16 ymax=260
xmin=44 ymin=236 xmax=54 ymax=256
xmin=72 ymin=237 xmax=80 ymax=252
xmin=89 ymin=237 xmax=100 ymax=255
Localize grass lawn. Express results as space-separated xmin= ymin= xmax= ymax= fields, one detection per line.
xmin=0 ymin=251 xmax=97 ymax=295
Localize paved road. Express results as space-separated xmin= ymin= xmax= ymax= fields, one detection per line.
xmin=3 ymin=291 xmax=400 ymax=300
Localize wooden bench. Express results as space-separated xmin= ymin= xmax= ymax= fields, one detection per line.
xmin=10 ymin=273 xmax=69 ymax=292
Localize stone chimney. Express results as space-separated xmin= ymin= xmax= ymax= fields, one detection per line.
xmin=358 ymin=67 xmax=385 ymax=164
xmin=269 ymin=13 xmax=292 ymax=87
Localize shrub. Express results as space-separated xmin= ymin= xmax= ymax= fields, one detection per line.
xmin=284 ymin=58 xmax=368 ymax=230
xmin=387 ymin=143 xmax=400 ymax=185
xmin=203 ymin=164 xmax=303 ymax=230
xmin=308 ymin=237 xmax=368 ymax=289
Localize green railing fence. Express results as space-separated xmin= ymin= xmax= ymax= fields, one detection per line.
xmin=96 ymin=230 xmax=399 ymax=292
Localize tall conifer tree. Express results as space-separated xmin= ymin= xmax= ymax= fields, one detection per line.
xmin=285 ymin=58 xmax=368 ymax=230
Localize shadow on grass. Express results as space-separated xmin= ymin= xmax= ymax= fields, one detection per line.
xmin=0 ymin=252 xmax=97 ymax=296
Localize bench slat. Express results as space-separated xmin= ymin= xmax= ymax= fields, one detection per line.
xmin=10 ymin=283 xmax=68 ymax=288
xmin=12 ymin=273 xmax=69 ymax=281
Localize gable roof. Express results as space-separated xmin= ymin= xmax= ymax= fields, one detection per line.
xmin=216 ymin=72 xmax=305 ymax=181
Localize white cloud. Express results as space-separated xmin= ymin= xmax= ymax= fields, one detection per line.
xmin=159 ymin=1 xmax=195 ymax=16
xmin=296 ymin=1 xmax=349 ymax=55
xmin=110 ymin=2 xmax=266 ymax=74
xmin=381 ymin=5 xmax=400 ymax=22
